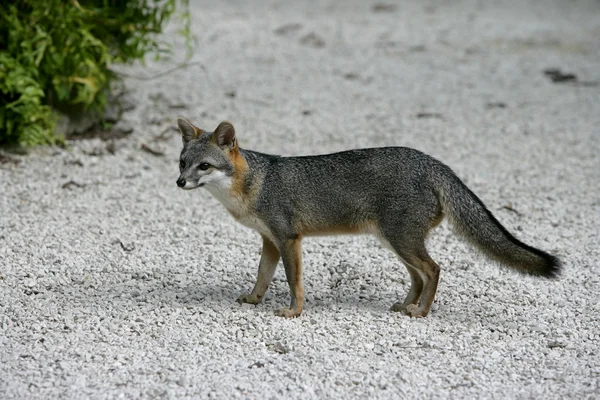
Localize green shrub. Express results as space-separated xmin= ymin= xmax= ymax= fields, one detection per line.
xmin=0 ymin=0 xmax=190 ymax=147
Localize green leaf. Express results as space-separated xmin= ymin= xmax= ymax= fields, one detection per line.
xmin=1 ymin=0 xmax=194 ymax=147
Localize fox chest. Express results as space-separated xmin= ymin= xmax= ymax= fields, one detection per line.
xmin=233 ymin=212 xmax=274 ymax=239
xmin=208 ymin=186 xmax=275 ymax=241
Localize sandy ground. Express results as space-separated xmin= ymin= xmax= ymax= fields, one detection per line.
xmin=1 ymin=0 xmax=599 ymax=398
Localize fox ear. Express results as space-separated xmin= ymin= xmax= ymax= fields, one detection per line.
xmin=177 ymin=117 xmax=202 ymax=144
xmin=212 ymin=121 xmax=236 ymax=149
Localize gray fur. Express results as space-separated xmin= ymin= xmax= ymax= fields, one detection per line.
xmin=177 ymin=121 xmax=561 ymax=317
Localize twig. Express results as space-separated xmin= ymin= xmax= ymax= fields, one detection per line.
xmin=62 ymin=180 xmax=86 ymax=189
xmin=416 ymin=112 xmax=444 ymax=119
xmin=109 ymin=61 xmax=211 ymax=84
xmin=140 ymin=143 xmax=164 ymax=156
xmin=114 ymin=239 xmax=135 ymax=252
xmin=153 ymin=127 xmax=178 ymax=142
xmin=500 ymin=204 xmax=522 ymax=216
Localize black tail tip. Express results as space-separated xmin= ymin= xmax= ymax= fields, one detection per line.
xmin=541 ymin=254 xmax=562 ymax=279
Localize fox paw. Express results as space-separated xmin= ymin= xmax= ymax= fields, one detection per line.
xmin=390 ymin=302 xmax=414 ymax=315
xmin=236 ymin=293 xmax=262 ymax=305
xmin=274 ymin=307 xmax=302 ymax=318
xmin=390 ymin=302 xmax=408 ymax=314
xmin=390 ymin=303 xmax=427 ymax=318
xmin=405 ymin=304 xmax=427 ymax=318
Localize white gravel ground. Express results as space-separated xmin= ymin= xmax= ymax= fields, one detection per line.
xmin=1 ymin=0 xmax=599 ymax=398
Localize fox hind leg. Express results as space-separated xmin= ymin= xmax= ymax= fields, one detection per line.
xmin=403 ymin=254 xmax=440 ymax=318
xmin=380 ymin=216 xmax=441 ymax=318
xmin=390 ymin=263 xmax=424 ymax=314
xmin=388 ymin=246 xmax=440 ymax=318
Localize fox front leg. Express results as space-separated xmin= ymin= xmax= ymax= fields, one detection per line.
xmin=274 ymin=238 xmax=304 ymax=318
xmin=237 ymin=235 xmax=280 ymax=305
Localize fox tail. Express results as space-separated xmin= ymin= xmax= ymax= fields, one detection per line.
xmin=434 ymin=166 xmax=561 ymax=278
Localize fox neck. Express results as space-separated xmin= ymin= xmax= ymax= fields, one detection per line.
xmin=205 ymin=178 xmax=244 ymax=216
xmin=204 ymin=150 xmax=253 ymax=220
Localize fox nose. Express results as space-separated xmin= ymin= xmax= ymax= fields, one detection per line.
xmin=176 ymin=178 xmax=186 ymax=188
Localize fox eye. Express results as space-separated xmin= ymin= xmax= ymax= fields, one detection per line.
xmin=179 ymin=160 xmax=185 ymax=169
xmin=198 ymin=162 xmax=210 ymax=171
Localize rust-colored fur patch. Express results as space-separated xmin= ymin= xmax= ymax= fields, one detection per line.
xmin=283 ymin=238 xmax=304 ymax=308
xmin=228 ymin=148 xmax=248 ymax=199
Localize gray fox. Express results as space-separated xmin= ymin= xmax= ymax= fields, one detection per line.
xmin=175 ymin=118 xmax=561 ymax=318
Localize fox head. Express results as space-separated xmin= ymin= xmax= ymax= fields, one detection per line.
xmin=176 ymin=118 xmax=243 ymax=192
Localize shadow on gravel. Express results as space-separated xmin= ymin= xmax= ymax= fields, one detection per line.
xmin=53 ymin=279 xmax=244 ymax=311
xmin=53 ymin=278 xmax=413 ymax=317
xmin=49 ymin=277 xmax=508 ymax=321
